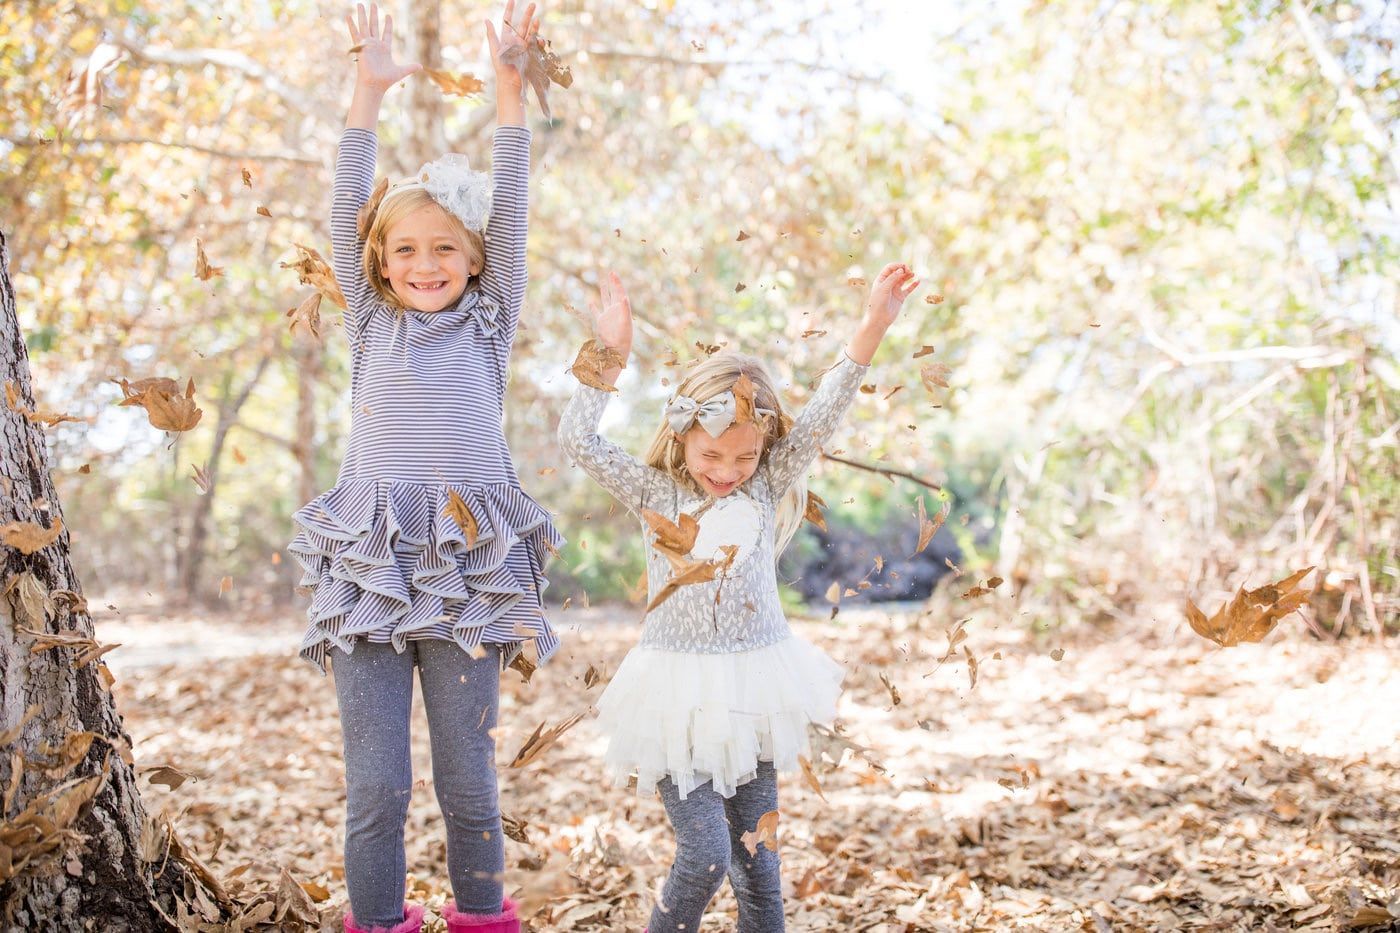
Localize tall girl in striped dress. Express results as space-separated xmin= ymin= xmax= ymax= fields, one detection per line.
xmin=287 ymin=4 xmax=555 ymax=931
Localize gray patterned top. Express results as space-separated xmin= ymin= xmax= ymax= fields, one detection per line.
xmin=557 ymin=354 xmax=868 ymax=652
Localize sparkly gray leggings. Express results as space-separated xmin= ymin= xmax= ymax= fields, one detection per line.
xmin=331 ymin=640 xmax=504 ymax=928
xmin=649 ymin=761 xmax=784 ymax=932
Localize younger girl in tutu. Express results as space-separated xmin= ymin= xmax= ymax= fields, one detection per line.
xmin=557 ymin=265 xmax=921 ymax=931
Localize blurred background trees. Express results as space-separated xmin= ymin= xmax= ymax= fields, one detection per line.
xmin=3 ymin=0 xmax=1394 ymax=632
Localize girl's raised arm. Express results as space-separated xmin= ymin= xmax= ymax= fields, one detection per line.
xmin=332 ymin=4 xmax=420 ymax=340
xmin=764 ymin=263 xmax=920 ymax=494
xmin=478 ymin=1 xmax=540 ymax=347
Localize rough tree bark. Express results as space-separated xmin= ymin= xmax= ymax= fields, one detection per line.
xmin=0 ymin=231 xmax=200 ymax=928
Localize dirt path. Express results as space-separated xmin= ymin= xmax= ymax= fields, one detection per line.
xmin=106 ymin=602 xmax=1400 ymax=931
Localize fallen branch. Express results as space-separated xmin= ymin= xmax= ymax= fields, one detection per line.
xmin=820 ymin=452 xmax=941 ymax=492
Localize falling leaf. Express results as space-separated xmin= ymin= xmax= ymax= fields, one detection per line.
xmin=2 ymin=517 xmax=63 ymax=555
xmin=445 ymin=490 xmax=480 ymax=548
xmin=232 ymin=447 xmax=247 ymax=465
xmin=964 ymin=646 xmax=979 ymax=689
xmin=959 ymin=576 xmax=1004 ymax=600
xmin=190 ymin=462 xmax=212 ymax=495
xmin=143 ymin=764 xmax=195 ymax=791
xmin=846 ymin=276 xmax=867 ymax=287
xmin=736 ymin=230 xmax=751 ymax=241
xmin=646 ymin=557 xmax=721 ymax=613
xmin=878 ymin=672 xmax=902 ymax=706
xmin=824 ymin=581 xmax=840 ymax=604
xmin=76 ymin=464 xmax=91 ymax=474
xmin=508 ymin=710 xmax=587 ymax=769
xmin=241 ymin=168 xmax=252 ymax=188
xmin=913 ymin=345 xmax=936 ymax=359
xmin=424 ymin=68 xmax=486 ymax=97
xmin=920 ymin=362 xmax=951 ymax=391
xmin=732 ymin=373 xmax=757 ymax=425
xmin=256 ymin=205 xmax=272 ymax=218
xmin=218 ymin=576 xmax=232 ymax=597
xmin=286 ymin=291 xmax=323 ymax=339
xmin=642 ymin=510 xmax=699 ymax=561
xmin=801 ymin=329 xmax=827 ymax=338
xmin=804 ymin=490 xmax=828 ymax=531
xmin=734 ymin=282 xmax=747 ymax=293
xmin=570 ymin=339 xmax=625 ymax=392
xmin=741 ymin=810 xmax=781 ymax=856
xmin=1050 ymin=648 xmax=1065 ymax=661
xmin=798 ymin=756 xmax=827 ymax=802
xmin=1186 ymin=568 xmax=1314 ymax=648
xmin=583 ymin=664 xmax=602 ymax=689
xmin=924 ymin=293 xmax=945 ymax=304
xmin=118 ymin=377 xmax=203 ymax=433
xmin=915 ymin=497 xmax=949 ymax=555
xmin=695 ymin=341 xmax=721 ymax=355
xmin=280 ymin=243 xmax=347 ymax=310
xmin=194 ymin=238 xmax=223 ymax=280
xmin=859 ymin=383 xmax=877 ymax=394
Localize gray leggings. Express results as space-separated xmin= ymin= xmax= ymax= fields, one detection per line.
xmin=649 ymin=761 xmax=784 ymax=932
xmin=331 ymin=639 xmax=504 ymax=928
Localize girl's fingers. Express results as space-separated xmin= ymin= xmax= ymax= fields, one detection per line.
xmin=485 ymin=19 xmax=498 ymax=54
xmin=369 ymin=3 xmax=379 ymax=37
xmin=382 ymin=12 xmax=393 ymax=45
xmin=345 ymin=14 xmax=358 ymax=42
xmin=502 ymin=0 xmax=516 ymax=31
xmin=875 ymin=261 xmax=902 ymax=282
xmin=520 ymin=2 xmax=537 ymax=35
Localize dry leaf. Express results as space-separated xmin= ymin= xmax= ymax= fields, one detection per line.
xmin=240 ymin=168 xmax=252 ymax=188
xmin=118 ymin=377 xmax=203 ymax=433
xmin=804 ymin=490 xmax=828 ymax=531
xmin=913 ymin=345 xmax=936 ymax=359
xmin=2 ymin=517 xmax=63 ymax=555
xmin=280 ymin=243 xmax=348 ymax=310
xmin=736 ymin=230 xmax=751 ymax=241
xmin=445 ymin=490 xmax=480 ymax=548
xmin=232 ymin=447 xmax=247 ymax=465
xmin=879 ymin=672 xmax=902 ymax=706
xmin=508 ymin=710 xmax=587 ymax=769
xmin=734 ymin=282 xmax=747 ymax=293
xmin=646 ymin=557 xmax=720 ymax=613
xmin=570 ymin=339 xmax=625 ymax=392
xmin=915 ymin=497 xmax=949 ymax=555
xmin=143 ymin=764 xmax=195 ymax=791
xmin=195 ymin=238 xmax=223 ymax=280
xmin=741 ymin=810 xmax=780 ymax=857
xmin=924 ymin=293 xmax=945 ymax=304
xmin=798 ymin=756 xmax=827 ymax=802
xmin=1186 ymin=567 xmax=1314 ymax=648
xmin=218 ymin=576 xmax=232 ymax=597
xmin=732 ymin=373 xmax=757 ymax=425
xmin=920 ymin=362 xmax=951 ymax=391
xmin=190 ymin=462 xmax=212 ymax=495
xmin=1050 ymin=648 xmax=1065 ymax=661
xmin=959 ymin=576 xmax=1004 ymax=600
xmin=642 ymin=510 xmax=699 ymax=560
xmin=424 ymin=68 xmax=486 ymax=97
xmin=965 ymin=646 xmax=979 ymax=689
xmin=256 ymin=205 xmax=272 ymax=218
xmin=847 ymin=276 xmax=867 ymax=287
xmin=824 ymin=581 xmax=840 ymax=604
xmin=286 ymin=291 xmax=323 ymax=339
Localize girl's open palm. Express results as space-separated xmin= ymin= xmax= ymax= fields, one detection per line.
xmin=346 ymin=3 xmax=420 ymax=91
xmin=864 ymin=262 xmax=920 ymax=329
xmin=590 ymin=271 xmax=632 ymax=354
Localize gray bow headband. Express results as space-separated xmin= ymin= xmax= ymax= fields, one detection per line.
xmin=665 ymin=391 xmax=776 ymax=438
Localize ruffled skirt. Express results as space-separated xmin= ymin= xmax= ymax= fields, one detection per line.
xmin=595 ymin=636 xmax=844 ymax=799
xmin=288 ymin=479 xmax=562 ymax=672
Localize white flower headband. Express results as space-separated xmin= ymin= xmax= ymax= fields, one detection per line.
xmin=384 ymin=153 xmax=492 ymax=233
xmin=665 ymin=391 xmax=776 ymax=438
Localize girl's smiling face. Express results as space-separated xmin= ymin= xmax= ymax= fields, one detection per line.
xmin=683 ymin=423 xmax=763 ymax=497
xmin=379 ymin=204 xmax=479 ymax=312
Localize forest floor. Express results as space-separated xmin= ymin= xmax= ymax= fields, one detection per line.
xmin=101 ymin=597 xmax=1400 ymax=932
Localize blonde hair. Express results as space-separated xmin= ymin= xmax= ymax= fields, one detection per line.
xmin=360 ymin=188 xmax=485 ymax=310
xmin=644 ymin=352 xmax=809 ymax=557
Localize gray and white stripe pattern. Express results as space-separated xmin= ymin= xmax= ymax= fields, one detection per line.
xmin=290 ymin=126 xmax=562 ymax=673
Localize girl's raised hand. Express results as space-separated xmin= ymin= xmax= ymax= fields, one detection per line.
xmin=345 ymin=3 xmax=421 ymax=91
xmin=485 ymin=0 xmax=541 ymax=89
xmin=863 ymin=262 xmax=920 ymax=330
xmin=590 ymin=270 xmax=633 ymax=357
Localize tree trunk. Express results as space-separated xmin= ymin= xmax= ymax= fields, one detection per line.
xmin=0 ymin=231 xmax=202 ymax=929
xmin=399 ymin=0 xmax=446 ymax=172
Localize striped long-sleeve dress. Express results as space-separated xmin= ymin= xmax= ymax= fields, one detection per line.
xmin=289 ymin=126 xmax=562 ymax=673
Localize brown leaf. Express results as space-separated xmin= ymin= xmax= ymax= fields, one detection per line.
xmin=959 ymin=576 xmax=1004 ymax=600
xmin=824 ymin=581 xmax=840 ymax=605
xmin=964 ymin=646 xmax=979 ymax=689
xmin=798 ymin=756 xmax=827 ymax=802
xmin=646 ymin=557 xmax=720 ymax=613
xmin=194 ymin=238 xmax=223 ymax=280
xmin=920 ymin=361 xmax=951 ymax=391
xmin=741 ymin=810 xmax=780 ymax=857
xmin=878 ymin=672 xmax=902 ymax=706
xmin=2 ymin=517 xmax=63 ymax=555
xmin=118 ymin=377 xmax=203 ymax=433
xmin=803 ymin=490 xmax=828 ymax=532
xmin=232 ymin=447 xmax=247 ymax=465
xmin=734 ymin=282 xmax=747 ymax=293
xmin=924 ymin=293 xmax=945 ymax=304
xmin=143 ymin=764 xmax=196 ymax=791
xmin=280 ymin=242 xmax=348 ymax=310
xmin=190 ymin=462 xmax=212 ymax=495
xmin=731 ymin=372 xmax=757 ymax=425
xmin=912 ymin=345 xmax=936 ymax=359
xmin=507 ymin=710 xmax=587 ymax=769
xmin=736 ymin=230 xmax=751 ymax=241
xmin=445 ymin=490 xmax=480 ymax=548
xmin=846 ymin=276 xmax=867 ymax=287
xmin=424 ymin=68 xmax=486 ymax=97
xmin=915 ymin=497 xmax=949 ymax=555
xmin=218 ymin=576 xmax=232 ymax=597
xmin=1050 ymin=648 xmax=1065 ymax=661
xmin=570 ymin=339 xmax=625 ymax=392
xmin=256 ymin=205 xmax=272 ymax=218
xmin=642 ymin=509 xmax=700 ymax=560
xmin=240 ymin=168 xmax=252 ymax=188
xmin=286 ymin=291 xmax=324 ymax=339
xmin=1186 ymin=567 xmax=1314 ymax=648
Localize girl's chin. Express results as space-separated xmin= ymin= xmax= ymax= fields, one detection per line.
xmin=398 ymin=286 xmax=464 ymax=311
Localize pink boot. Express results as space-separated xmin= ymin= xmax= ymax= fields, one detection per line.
xmin=344 ymin=904 xmax=425 ymax=933
xmin=442 ymin=896 xmax=520 ymax=933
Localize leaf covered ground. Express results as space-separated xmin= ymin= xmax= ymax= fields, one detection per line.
xmin=105 ymin=602 xmax=1400 ymax=931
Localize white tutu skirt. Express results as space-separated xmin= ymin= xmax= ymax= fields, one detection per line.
xmin=594 ymin=635 xmax=845 ymax=799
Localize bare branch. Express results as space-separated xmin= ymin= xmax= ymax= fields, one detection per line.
xmin=3 ymin=135 xmax=319 ymax=165
xmin=820 ymin=452 xmax=942 ymax=492
xmin=115 ymin=40 xmax=323 ymax=124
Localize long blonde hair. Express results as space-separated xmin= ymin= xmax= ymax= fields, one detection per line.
xmin=644 ymin=352 xmax=809 ymax=557
xmin=359 ymin=188 xmax=485 ymax=310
